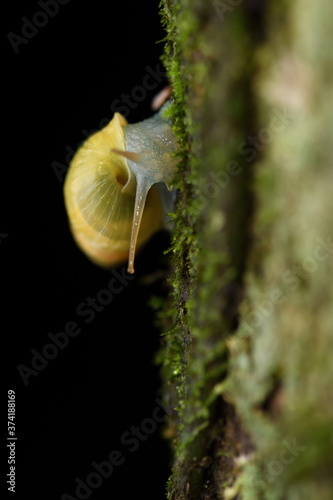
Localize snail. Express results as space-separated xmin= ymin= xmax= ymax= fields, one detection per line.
xmin=63 ymin=99 xmax=179 ymax=274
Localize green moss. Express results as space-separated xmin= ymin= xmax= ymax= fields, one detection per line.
xmin=156 ymin=1 xmax=257 ymax=498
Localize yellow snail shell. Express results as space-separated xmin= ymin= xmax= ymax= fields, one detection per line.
xmin=64 ymin=104 xmax=178 ymax=274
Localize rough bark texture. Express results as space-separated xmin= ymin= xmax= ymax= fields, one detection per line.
xmin=157 ymin=1 xmax=333 ymax=499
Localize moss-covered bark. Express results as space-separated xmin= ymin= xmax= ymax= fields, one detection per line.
xmin=157 ymin=1 xmax=333 ymax=499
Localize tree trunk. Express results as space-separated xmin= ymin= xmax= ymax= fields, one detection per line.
xmin=157 ymin=1 xmax=333 ymax=498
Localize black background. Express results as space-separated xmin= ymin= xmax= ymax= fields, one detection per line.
xmin=3 ymin=1 xmax=172 ymax=498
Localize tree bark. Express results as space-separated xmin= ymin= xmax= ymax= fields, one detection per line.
xmin=157 ymin=0 xmax=333 ymax=499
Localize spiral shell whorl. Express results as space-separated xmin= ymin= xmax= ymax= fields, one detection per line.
xmin=64 ymin=113 xmax=165 ymax=269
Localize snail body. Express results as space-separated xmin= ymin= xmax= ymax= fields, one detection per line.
xmin=64 ymin=103 xmax=178 ymax=274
